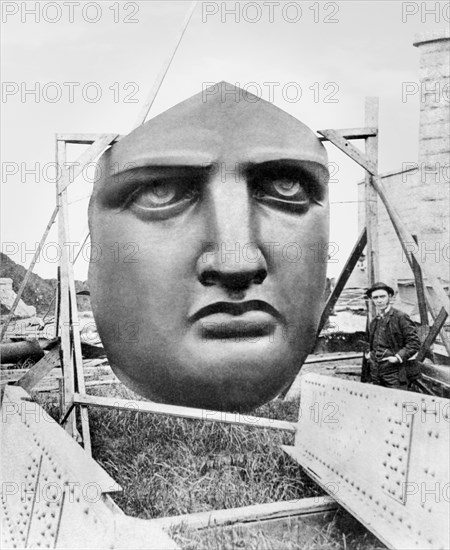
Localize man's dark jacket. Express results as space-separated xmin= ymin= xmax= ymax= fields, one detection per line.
xmin=362 ymin=307 xmax=421 ymax=383
xmin=368 ymin=307 xmax=420 ymax=361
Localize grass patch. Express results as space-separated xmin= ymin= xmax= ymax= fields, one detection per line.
xmin=34 ymin=385 xmax=384 ymax=549
xmin=86 ymin=385 xmax=318 ymax=518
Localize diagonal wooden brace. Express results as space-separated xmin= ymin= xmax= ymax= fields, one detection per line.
xmin=319 ymin=128 xmax=450 ymax=351
xmin=318 ymin=129 xmax=377 ymax=174
xmin=16 ymin=346 xmax=61 ymax=392
xmin=0 ymin=207 xmax=59 ymax=341
xmin=416 ymin=308 xmax=448 ymax=363
xmin=317 ymin=228 xmax=367 ymax=335
xmin=58 ymin=133 xmax=119 ymax=194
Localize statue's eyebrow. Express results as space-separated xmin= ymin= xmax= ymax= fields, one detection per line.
xmin=102 ymin=163 xmax=214 ymax=186
xmin=242 ymin=159 xmax=329 ymax=186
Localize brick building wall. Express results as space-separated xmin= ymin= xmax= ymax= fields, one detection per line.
xmin=358 ymin=29 xmax=449 ymax=295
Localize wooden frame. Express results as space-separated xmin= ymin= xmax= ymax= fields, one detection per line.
xmin=53 ymin=120 xmax=384 ymax=452
xmin=6 ymin=96 xmax=448 ymax=448
xmin=3 ymin=95 xmax=449 ymax=547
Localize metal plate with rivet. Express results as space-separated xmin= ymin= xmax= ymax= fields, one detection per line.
xmin=282 ymin=373 xmax=450 ymax=550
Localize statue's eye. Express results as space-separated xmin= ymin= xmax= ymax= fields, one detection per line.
xmin=132 ymin=181 xmax=178 ymax=208
xmin=253 ymin=177 xmax=311 ymax=213
xmin=125 ymin=179 xmax=199 ymax=219
xmin=246 ymin=161 xmax=326 ymax=214
xmin=272 ymin=179 xmax=308 ymax=200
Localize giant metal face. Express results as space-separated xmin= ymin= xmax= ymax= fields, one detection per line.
xmin=88 ymin=82 xmax=329 ymax=412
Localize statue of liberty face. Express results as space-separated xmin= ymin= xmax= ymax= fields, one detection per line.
xmin=88 ymin=82 xmax=329 ymax=412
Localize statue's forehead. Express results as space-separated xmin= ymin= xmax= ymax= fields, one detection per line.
xmin=107 ymin=83 xmax=328 ymax=166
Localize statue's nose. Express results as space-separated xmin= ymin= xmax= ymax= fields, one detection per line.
xmin=196 ymin=169 xmax=268 ymax=292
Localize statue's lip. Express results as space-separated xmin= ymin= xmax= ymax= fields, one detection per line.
xmin=189 ymin=300 xmax=282 ymax=323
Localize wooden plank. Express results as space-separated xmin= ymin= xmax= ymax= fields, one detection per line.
xmin=412 ymin=235 xmax=428 ymax=325
xmin=1 ymin=364 xmax=112 ymax=382
xmin=0 ymin=206 xmax=58 ymax=341
xmin=318 ymin=127 xmax=377 ymax=141
xmin=56 ymin=133 xmax=122 ymax=144
xmin=416 ymin=308 xmax=448 ymax=362
xmin=132 ymin=0 xmax=198 ymax=128
xmin=305 ymin=352 xmax=363 ymax=364
xmin=317 ymin=228 xmax=367 ymax=334
xmin=56 ymin=139 xmax=76 ymax=437
xmin=58 ymin=133 xmax=118 ymax=193
xmin=334 ymin=365 xmax=362 ymax=375
xmin=427 ymin=307 xmax=450 ymax=358
xmin=364 ymin=98 xmax=380 ymax=308
xmin=317 ymin=129 xmax=377 ymax=174
xmin=67 ymin=253 xmax=92 ymax=454
xmin=151 ymin=496 xmax=337 ymax=531
xmin=73 ymin=393 xmax=297 ymax=433
xmin=54 ymin=266 xmax=61 ymax=339
xmin=17 ymin=347 xmax=60 ymax=392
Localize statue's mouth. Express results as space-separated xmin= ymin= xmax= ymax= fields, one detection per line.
xmin=189 ymin=300 xmax=282 ymax=340
xmin=189 ymin=299 xmax=282 ymax=323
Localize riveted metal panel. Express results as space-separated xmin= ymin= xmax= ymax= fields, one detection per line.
xmin=1 ymin=391 xmax=42 ymax=548
xmin=283 ymin=373 xmax=450 ymax=550
xmin=1 ymin=385 xmax=178 ymax=549
xmin=26 ymin=454 xmax=64 ymax=549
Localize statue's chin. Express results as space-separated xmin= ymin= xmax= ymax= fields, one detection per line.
xmin=108 ymin=350 xmax=304 ymax=413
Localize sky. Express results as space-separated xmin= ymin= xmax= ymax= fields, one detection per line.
xmin=1 ymin=0 xmax=447 ymax=280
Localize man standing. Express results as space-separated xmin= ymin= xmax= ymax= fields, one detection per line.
xmin=365 ymin=282 xmax=420 ymax=390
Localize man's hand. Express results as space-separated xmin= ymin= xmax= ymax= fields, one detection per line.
xmin=381 ymin=356 xmax=400 ymax=364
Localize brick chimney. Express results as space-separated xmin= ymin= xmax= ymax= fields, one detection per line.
xmin=412 ymin=30 xmax=449 ymax=279
xmin=413 ymin=30 xmax=449 ymax=165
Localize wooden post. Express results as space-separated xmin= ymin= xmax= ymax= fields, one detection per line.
xmin=411 ymin=235 xmax=429 ymax=326
xmin=56 ymin=138 xmax=76 ymax=438
xmin=67 ymin=276 xmax=92 ymax=454
xmin=365 ymin=97 xmax=379 ymax=321
xmin=54 ymin=266 xmax=61 ymax=339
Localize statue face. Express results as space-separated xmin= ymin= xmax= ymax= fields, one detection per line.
xmin=88 ymin=83 xmax=329 ymax=412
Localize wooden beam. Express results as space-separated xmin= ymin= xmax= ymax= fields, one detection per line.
xmin=132 ymin=1 xmax=198 ymax=128
xmin=318 ymin=127 xmax=377 ymax=141
xmin=56 ymin=133 xmax=123 ymax=144
xmin=56 ymin=139 xmax=76 ymax=438
xmin=317 ymin=228 xmax=367 ymax=335
xmin=364 ymin=98 xmax=380 ymax=301
xmin=305 ymin=352 xmax=363 ymax=364
xmin=416 ymin=308 xmax=448 ymax=363
xmin=427 ymin=307 xmax=450 ymax=357
xmin=317 ymin=129 xmax=377 ymax=174
xmin=67 ymin=255 xmax=92 ymax=454
xmin=73 ymin=393 xmax=296 ymax=433
xmin=54 ymin=266 xmax=61 ymax=339
xmin=58 ymin=133 xmax=118 ymax=193
xmin=0 ymin=207 xmax=58 ymax=341
xmin=412 ymin=235 xmax=429 ymax=325
xmin=151 ymin=496 xmax=337 ymax=531
xmin=16 ymin=347 xmax=60 ymax=392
